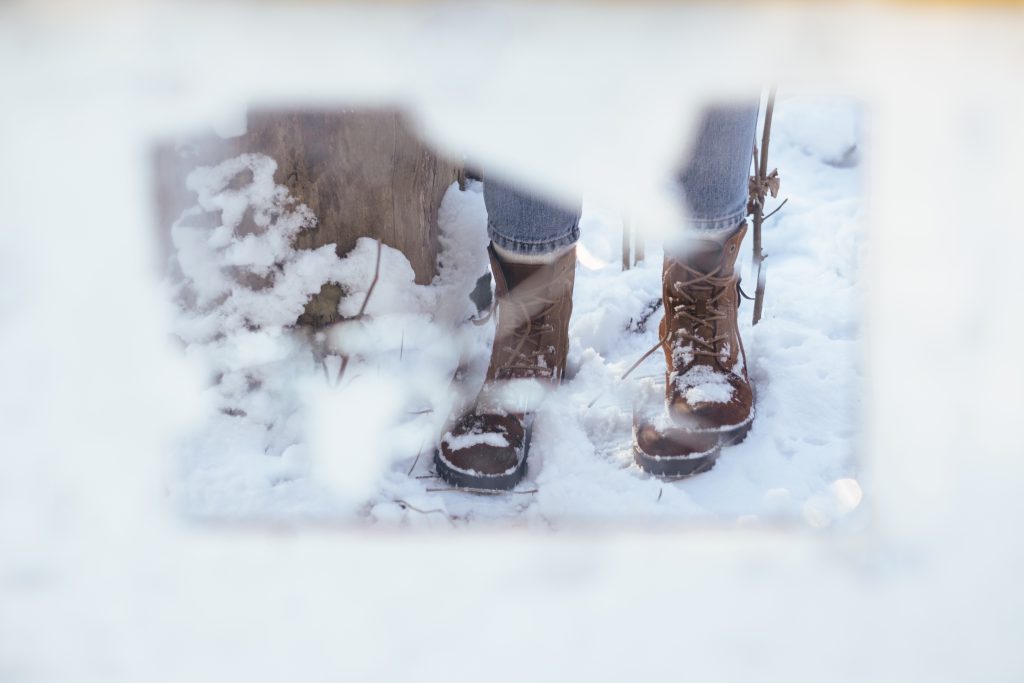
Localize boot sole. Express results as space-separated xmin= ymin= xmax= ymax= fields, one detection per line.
xmin=632 ymin=416 xmax=752 ymax=478
xmin=432 ymin=449 xmax=528 ymax=491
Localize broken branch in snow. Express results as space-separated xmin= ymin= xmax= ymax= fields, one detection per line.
xmin=335 ymin=239 xmax=384 ymax=385
xmin=354 ymin=238 xmax=383 ymax=320
xmin=425 ymin=487 xmax=538 ymax=496
xmin=407 ymin=438 xmax=425 ymax=476
xmin=394 ymin=499 xmax=450 ymax=517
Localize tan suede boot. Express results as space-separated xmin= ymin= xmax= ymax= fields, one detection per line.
xmin=633 ymin=223 xmax=753 ymax=477
xmin=435 ymin=244 xmax=575 ymax=489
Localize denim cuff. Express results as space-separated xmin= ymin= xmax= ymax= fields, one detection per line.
xmin=688 ymin=210 xmax=749 ymax=233
xmin=487 ymin=221 xmax=581 ymax=256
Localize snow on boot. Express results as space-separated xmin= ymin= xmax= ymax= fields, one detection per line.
xmin=633 ymin=222 xmax=754 ymax=477
xmin=435 ymin=244 xmax=576 ymax=490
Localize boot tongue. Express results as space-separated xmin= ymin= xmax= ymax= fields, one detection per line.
xmin=501 ymin=261 xmax=547 ymax=290
xmin=686 ymin=239 xmax=728 ymax=275
xmin=665 ymin=240 xmax=729 ymax=284
xmin=493 ymin=247 xmax=575 ymax=293
xmin=668 ymin=225 xmax=745 ymax=280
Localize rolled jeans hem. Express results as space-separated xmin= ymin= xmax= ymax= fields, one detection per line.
xmin=487 ymin=223 xmax=580 ymax=255
xmin=688 ymin=211 xmax=749 ymax=233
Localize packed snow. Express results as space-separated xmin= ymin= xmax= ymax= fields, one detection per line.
xmin=673 ymin=365 xmax=736 ymax=405
xmin=442 ymin=431 xmax=511 ymax=451
xmin=172 ymin=93 xmax=864 ymax=528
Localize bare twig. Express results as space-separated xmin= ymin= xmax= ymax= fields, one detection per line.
xmin=335 ymin=239 xmax=384 ymax=385
xmin=762 ymin=196 xmax=789 ymax=222
xmin=426 ymin=487 xmax=538 ymax=496
xmin=395 ymin=499 xmax=449 ymax=517
xmin=356 ymin=239 xmax=383 ymax=319
xmin=622 ymin=216 xmax=632 ymax=271
xmin=407 ymin=438 xmax=426 ymax=476
xmin=657 ymin=487 xmax=663 ymax=503
xmin=750 ymin=88 xmax=779 ymax=326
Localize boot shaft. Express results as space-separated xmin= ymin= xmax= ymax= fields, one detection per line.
xmin=662 ymin=223 xmax=747 ymax=374
xmin=486 ymin=245 xmax=576 ymax=382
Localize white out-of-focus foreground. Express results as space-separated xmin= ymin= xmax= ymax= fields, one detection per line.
xmin=0 ymin=2 xmax=1022 ymax=682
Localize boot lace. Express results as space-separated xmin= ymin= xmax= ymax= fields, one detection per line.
xmin=621 ymin=264 xmax=734 ymax=380
xmin=493 ymin=287 xmax=564 ymax=381
xmin=665 ymin=263 xmax=732 ymax=365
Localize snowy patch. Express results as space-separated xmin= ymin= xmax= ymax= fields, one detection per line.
xmin=442 ymin=431 xmax=510 ymax=450
xmin=675 ymin=365 xmax=735 ymax=405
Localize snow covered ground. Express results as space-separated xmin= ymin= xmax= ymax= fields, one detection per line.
xmin=8 ymin=5 xmax=1024 ymax=681
xmin=174 ymin=94 xmax=864 ymax=528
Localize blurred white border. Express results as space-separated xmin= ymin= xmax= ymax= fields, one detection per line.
xmin=1 ymin=2 xmax=1023 ymax=680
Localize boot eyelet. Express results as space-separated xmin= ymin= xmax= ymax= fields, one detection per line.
xmin=728 ymin=244 xmax=736 ymax=253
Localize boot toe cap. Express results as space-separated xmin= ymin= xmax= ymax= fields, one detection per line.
xmin=438 ymin=413 xmax=525 ymax=476
xmin=668 ymin=372 xmax=753 ymax=429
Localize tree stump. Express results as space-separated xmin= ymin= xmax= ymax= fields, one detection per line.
xmin=153 ymin=108 xmax=462 ymax=328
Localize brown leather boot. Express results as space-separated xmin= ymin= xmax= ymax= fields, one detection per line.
xmin=633 ymin=222 xmax=753 ymax=477
xmin=435 ymin=244 xmax=576 ymax=489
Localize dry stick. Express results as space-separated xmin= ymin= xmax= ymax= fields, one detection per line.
xmin=395 ymin=499 xmax=449 ymax=517
xmin=356 ymin=239 xmax=383 ymax=319
xmin=622 ymin=216 xmax=632 ymax=271
xmin=407 ymin=438 xmax=426 ymax=476
xmin=335 ymin=239 xmax=384 ymax=385
xmin=751 ymin=89 xmax=777 ymax=326
xmin=633 ymin=219 xmax=644 ymax=264
xmin=425 ymin=487 xmax=539 ymax=496
xmin=762 ymin=197 xmax=788 ymax=222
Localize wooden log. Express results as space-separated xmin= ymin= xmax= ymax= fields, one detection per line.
xmin=153 ymin=108 xmax=462 ymax=328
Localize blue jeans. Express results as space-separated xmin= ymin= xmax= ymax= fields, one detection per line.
xmin=484 ymin=104 xmax=759 ymax=255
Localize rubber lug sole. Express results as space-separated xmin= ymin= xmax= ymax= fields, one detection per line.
xmin=632 ymin=418 xmax=752 ymax=478
xmin=433 ymin=449 xmax=528 ymax=491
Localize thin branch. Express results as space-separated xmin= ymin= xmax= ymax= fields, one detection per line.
xmin=751 ymin=87 xmax=778 ymax=326
xmin=759 ymin=91 xmax=776 ymax=185
xmin=355 ymin=239 xmax=383 ymax=319
xmin=407 ymin=438 xmax=426 ymax=476
xmin=335 ymin=239 xmax=384 ymax=385
xmin=425 ymin=487 xmax=538 ymax=496
xmin=394 ymin=499 xmax=449 ymax=517
xmin=622 ymin=216 xmax=632 ymax=271
xmin=762 ymin=196 xmax=789 ymax=222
